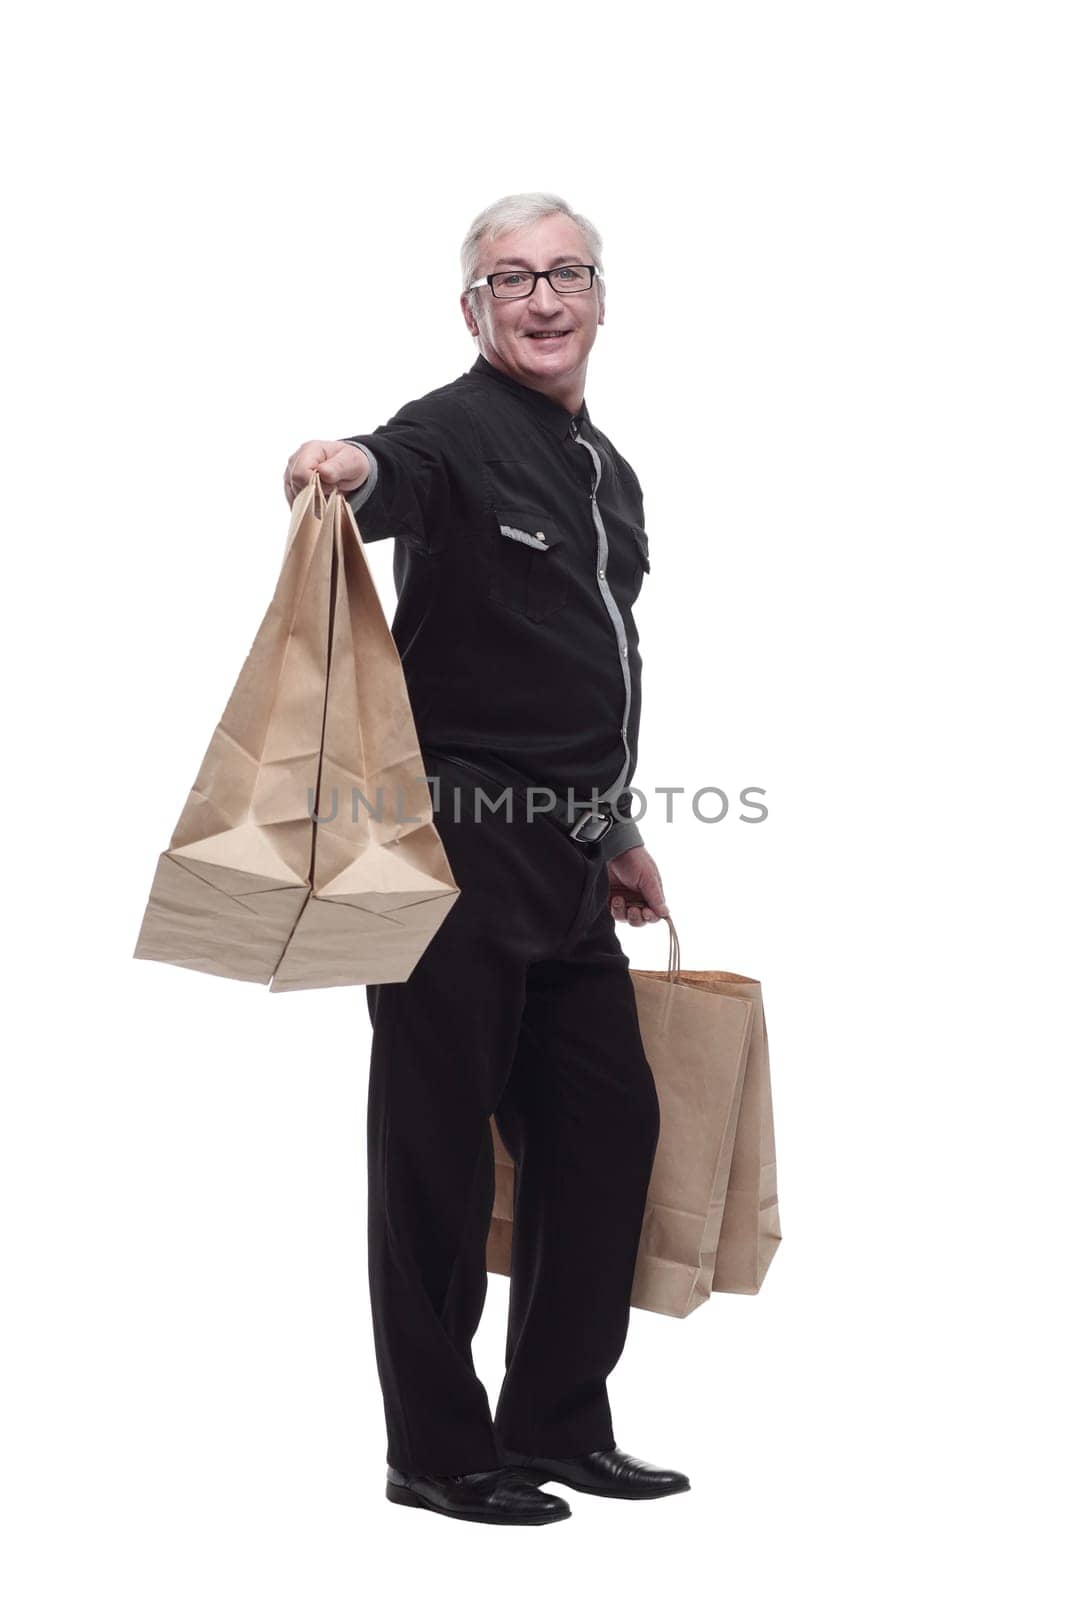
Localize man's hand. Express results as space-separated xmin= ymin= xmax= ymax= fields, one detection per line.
xmin=607 ymin=846 xmax=670 ymax=926
xmin=283 ymin=440 xmax=371 ymax=508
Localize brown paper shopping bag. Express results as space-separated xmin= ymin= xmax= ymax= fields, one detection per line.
xmin=629 ymin=920 xmax=782 ymax=1308
xmin=487 ymin=917 xmax=781 ymax=1317
xmin=134 ymin=476 xmax=458 ymax=989
xmin=270 ymin=486 xmax=460 ymax=989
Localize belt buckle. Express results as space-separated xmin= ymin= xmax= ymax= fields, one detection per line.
xmin=569 ymin=808 xmax=614 ymax=843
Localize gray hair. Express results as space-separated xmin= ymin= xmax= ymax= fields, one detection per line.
xmin=460 ymin=191 xmax=605 ymax=319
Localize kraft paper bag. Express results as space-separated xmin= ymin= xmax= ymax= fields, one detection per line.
xmin=630 ymin=921 xmax=782 ymax=1305
xmin=134 ymin=475 xmax=458 ymax=990
xmin=271 ymin=487 xmax=460 ymax=989
xmin=487 ymin=917 xmax=782 ymax=1317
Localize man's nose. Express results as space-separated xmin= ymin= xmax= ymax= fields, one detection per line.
xmin=528 ymin=275 xmax=564 ymax=313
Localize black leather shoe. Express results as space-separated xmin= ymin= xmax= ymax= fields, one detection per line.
xmin=499 ymin=1445 xmax=691 ymax=1500
xmin=385 ymin=1464 xmax=571 ymax=1524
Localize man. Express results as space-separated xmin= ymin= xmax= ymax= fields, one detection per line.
xmin=283 ymin=193 xmax=689 ymax=1526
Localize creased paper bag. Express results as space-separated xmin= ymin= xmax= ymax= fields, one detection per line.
xmin=134 ymin=476 xmax=458 ymax=989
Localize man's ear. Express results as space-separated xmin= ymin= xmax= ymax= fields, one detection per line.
xmin=460 ymin=290 xmax=480 ymax=338
xmin=597 ymin=282 xmax=606 ymax=327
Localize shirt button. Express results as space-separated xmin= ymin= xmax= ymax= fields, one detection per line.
xmin=598 ymin=568 xmax=605 ymax=579
xmin=535 ymin=531 xmax=546 ymax=540
xmin=622 ymin=645 xmax=628 ymax=656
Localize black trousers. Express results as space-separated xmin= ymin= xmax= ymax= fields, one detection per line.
xmin=364 ymin=752 xmax=661 ymax=1477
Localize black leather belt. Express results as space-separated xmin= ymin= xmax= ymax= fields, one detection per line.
xmin=420 ymin=748 xmax=615 ymax=845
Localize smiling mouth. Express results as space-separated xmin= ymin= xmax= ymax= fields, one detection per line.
xmin=525 ymin=330 xmax=572 ymax=340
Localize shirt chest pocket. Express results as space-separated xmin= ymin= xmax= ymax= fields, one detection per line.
xmin=487 ymin=507 xmax=570 ymax=623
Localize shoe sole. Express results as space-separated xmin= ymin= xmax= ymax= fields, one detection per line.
xmin=385 ymin=1479 xmax=571 ymax=1524
xmin=507 ymin=1469 xmax=691 ymax=1501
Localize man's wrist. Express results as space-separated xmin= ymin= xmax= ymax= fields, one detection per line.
xmin=340 ymin=441 xmax=379 ymax=513
xmin=601 ymin=818 xmax=644 ymax=863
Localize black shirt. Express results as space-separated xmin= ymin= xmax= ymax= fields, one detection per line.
xmin=341 ymin=353 xmax=650 ymax=861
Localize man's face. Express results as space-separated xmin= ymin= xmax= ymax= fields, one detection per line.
xmin=462 ymin=214 xmax=605 ymax=396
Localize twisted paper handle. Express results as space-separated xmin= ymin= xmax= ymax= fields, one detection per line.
xmin=281 ymin=469 xmax=328 ymax=563
xmin=306 ymin=468 xmax=326 ymax=515
xmin=657 ymin=912 xmax=681 ymax=1034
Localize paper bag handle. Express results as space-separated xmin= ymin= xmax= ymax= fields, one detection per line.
xmin=654 ymin=913 xmax=681 ymax=1034
xmin=663 ymin=912 xmax=680 ymax=982
xmin=281 ymin=470 xmax=328 ymax=565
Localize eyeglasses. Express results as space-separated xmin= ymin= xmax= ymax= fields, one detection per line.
xmin=467 ymin=264 xmax=602 ymax=300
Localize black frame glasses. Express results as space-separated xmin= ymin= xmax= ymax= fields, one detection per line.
xmin=467 ymin=264 xmax=602 ymax=300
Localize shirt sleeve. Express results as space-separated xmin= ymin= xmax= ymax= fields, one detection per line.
xmin=600 ymin=816 xmax=645 ymax=862
xmin=344 ymin=443 xmax=379 ymax=514
xmin=338 ymin=393 xmax=471 ymax=553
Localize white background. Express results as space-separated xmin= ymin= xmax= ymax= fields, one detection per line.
xmin=3 ymin=1 xmax=1063 ymax=1595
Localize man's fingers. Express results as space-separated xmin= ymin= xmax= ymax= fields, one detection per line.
xmin=612 ymin=891 xmax=667 ymax=925
xmin=317 ymin=450 xmax=356 ymax=486
xmin=640 ymin=872 xmax=670 ymax=921
xmin=283 ymin=440 xmax=345 ymax=503
xmin=284 ymin=442 xmax=370 ymax=506
xmin=611 ymin=894 xmax=639 ymax=924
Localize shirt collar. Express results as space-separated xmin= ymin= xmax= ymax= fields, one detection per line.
xmin=467 ymin=353 xmax=591 ymax=439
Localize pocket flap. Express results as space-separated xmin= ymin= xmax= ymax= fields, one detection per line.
xmin=630 ymin=523 xmax=651 ymax=570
